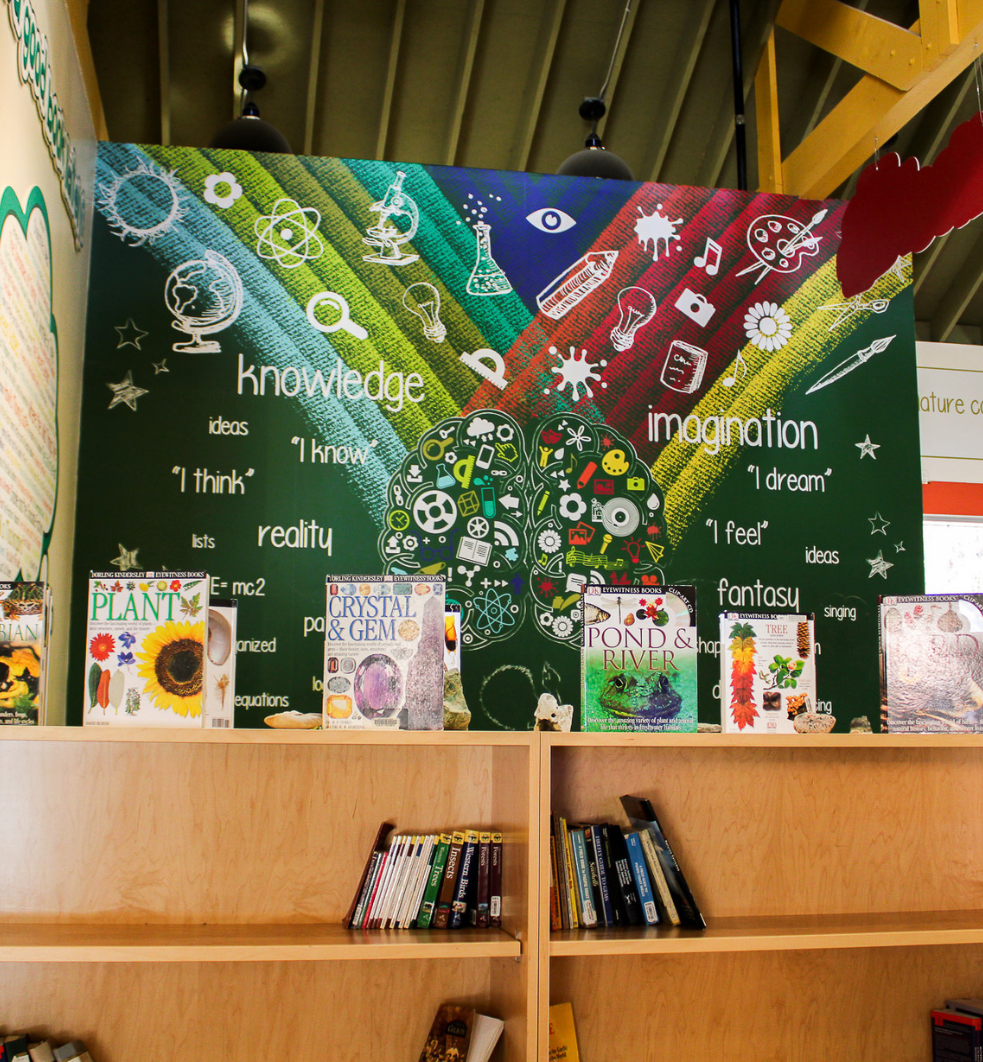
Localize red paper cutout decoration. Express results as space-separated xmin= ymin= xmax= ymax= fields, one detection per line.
xmin=837 ymin=115 xmax=983 ymax=297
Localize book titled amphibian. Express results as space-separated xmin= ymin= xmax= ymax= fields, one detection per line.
xmin=323 ymin=574 xmax=445 ymax=730
xmin=720 ymin=612 xmax=818 ymax=733
xmin=0 ymin=582 xmax=50 ymax=725
xmin=84 ymin=572 xmax=208 ymax=727
xmin=582 ymin=585 xmax=697 ymax=732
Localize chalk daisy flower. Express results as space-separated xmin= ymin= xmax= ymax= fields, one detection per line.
xmin=744 ymin=301 xmax=792 ymax=352
xmin=136 ymin=620 xmax=204 ymax=717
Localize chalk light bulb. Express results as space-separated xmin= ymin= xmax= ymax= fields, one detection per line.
xmin=402 ymin=282 xmax=446 ymax=343
xmin=610 ymin=286 xmax=657 ymax=352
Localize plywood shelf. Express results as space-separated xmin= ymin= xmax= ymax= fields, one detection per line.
xmin=549 ymin=910 xmax=983 ymax=956
xmin=545 ymin=731 xmax=983 ymax=749
xmin=0 ymin=922 xmax=522 ymax=962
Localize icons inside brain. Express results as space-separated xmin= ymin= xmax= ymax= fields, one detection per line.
xmin=378 ymin=412 xmax=667 ymax=649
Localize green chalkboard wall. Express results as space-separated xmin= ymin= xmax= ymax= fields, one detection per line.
xmin=70 ymin=144 xmax=924 ymax=730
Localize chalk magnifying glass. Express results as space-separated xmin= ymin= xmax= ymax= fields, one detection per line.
xmin=306 ymin=291 xmax=368 ymax=340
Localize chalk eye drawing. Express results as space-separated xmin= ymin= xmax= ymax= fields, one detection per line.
xmin=610 ymin=287 xmax=657 ymax=352
xmin=114 ymin=319 xmax=148 ymax=349
xmin=403 ymin=282 xmax=446 ymax=342
xmin=543 ymin=346 xmax=608 ymax=403
xmin=467 ymin=222 xmax=512 ymax=296
xmin=98 ymin=161 xmax=187 ymax=246
xmin=537 ymin=251 xmax=618 ymax=319
xmin=203 ymin=172 xmax=244 ymax=210
xmin=736 ymin=209 xmax=826 ymax=284
xmin=306 ymin=291 xmax=368 ymax=341
xmin=255 ymin=198 xmax=324 ymax=268
xmin=526 ymin=207 xmax=576 ymax=233
xmin=165 ymin=250 xmax=243 ymax=353
xmin=674 ymin=288 xmax=715 ymax=328
xmin=362 ymin=170 xmax=420 ymax=265
xmin=694 ymin=236 xmax=722 ymax=275
xmin=744 ymin=301 xmax=792 ymax=352
xmin=634 ymin=203 xmax=683 ymax=261
xmin=106 ymin=370 xmax=148 ymax=411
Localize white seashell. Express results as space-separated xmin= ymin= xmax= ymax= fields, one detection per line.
xmin=207 ymin=609 xmax=232 ymax=666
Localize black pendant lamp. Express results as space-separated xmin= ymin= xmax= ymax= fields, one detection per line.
xmin=557 ymin=1 xmax=634 ymax=180
xmin=209 ymin=0 xmax=291 ymax=154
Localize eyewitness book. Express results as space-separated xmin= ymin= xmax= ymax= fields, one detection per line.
xmin=880 ymin=595 xmax=983 ymax=733
xmin=721 ymin=612 xmax=818 ymax=733
xmin=0 ymin=582 xmax=50 ymax=725
xmin=323 ymin=575 xmax=445 ymax=729
xmin=581 ymin=585 xmax=698 ymax=732
xmin=204 ymin=599 xmax=237 ymax=729
xmin=83 ymin=572 xmax=208 ymax=727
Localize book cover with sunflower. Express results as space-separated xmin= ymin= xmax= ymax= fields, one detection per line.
xmin=84 ymin=571 xmax=208 ymax=726
xmin=581 ymin=586 xmax=698 ymax=732
xmin=719 ymin=612 xmax=818 ymax=733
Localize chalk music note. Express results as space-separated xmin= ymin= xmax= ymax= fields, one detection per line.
xmin=694 ymin=237 xmax=722 ymax=277
xmin=722 ymin=352 xmax=748 ymax=388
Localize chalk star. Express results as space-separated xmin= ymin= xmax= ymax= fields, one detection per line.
xmin=152 ymin=358 xmax=169 ymax=374
xmin=558 ymin=477 xmax=571 ymax=490
xmin=110 ymin=543 xmax=140 ymax=572
xmin=107 ymin=371 xmax=148 ymax=411
xmin=868 ymin=511 xmax=890 ymax=535
xmin=894 ymin=541 xmax=906 ymax=552
xmin=856 ymin=434 xmax=880 ymax=459
xmin=867 ymin=550 xmax=894 ymax=579
xmin=114 ymin=318 xmax=148 ymax=349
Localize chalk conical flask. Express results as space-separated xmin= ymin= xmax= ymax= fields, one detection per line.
xmin=467 ymin=222 xmax=512 ymax=296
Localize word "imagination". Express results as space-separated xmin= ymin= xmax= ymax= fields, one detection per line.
xmin=648 ymin=408 xmax=818 ymax=455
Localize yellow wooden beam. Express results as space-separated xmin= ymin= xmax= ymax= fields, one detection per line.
xmin=65 ymin=0 xmax=109 ymax=140
xmin=755 ymin=29 xmax=783 ymax=193
xmin=781 ymin=10 xmax=983 ymax=198
xmin=919 ymin=0 xmax=960 ymax=65
xmin=776 ymin=0 xmax=923 ymax=90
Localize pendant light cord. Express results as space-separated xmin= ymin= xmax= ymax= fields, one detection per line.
xmin=597 ymin=0 xmax=632 ymax=105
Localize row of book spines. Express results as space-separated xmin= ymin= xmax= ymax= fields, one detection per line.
xmin=550 ymin=816 xmax=676 ymax=930
xmin=348 ymin=829 xmax=503 ymax=931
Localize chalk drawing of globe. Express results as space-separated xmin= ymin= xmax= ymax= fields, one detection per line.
xmin=164 ymin=250 xmax=243 ymax=353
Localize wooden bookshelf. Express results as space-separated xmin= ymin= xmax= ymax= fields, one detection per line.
xmin=2 ymin=728 xmax=982 ymax=1059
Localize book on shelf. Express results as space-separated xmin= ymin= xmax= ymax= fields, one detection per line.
xmin=548 ymin=819 xmax=562 ymax=931
xmin=558 ymin=815 xmax=579 ymax=929
xmin=947 ymin=999 xmax=983 ymax=1018
xmin=433 ymin=830 xmax=467 ymax=929
xmin=417 ymin=1003 xmax=504 ymax=1062
xmin=323 ymin=574 xmax=445 ymax=730
xmin=474 ymin=831 xmax=491 ymax=927
xmin=204 ymin=597 xmax=237 ymax=728
xmin=581 ymin=584 xmax=698 ymax=732
xmin=932 ymin=1008 xmax=983 ymax=1062
xmin=0 ymin=581 xmax=50 ymax=725
xmin=449 ymin=828 xmax=480 ymax=929
xmin=417 ymin=833 xmax=452 ymax=929
xmin=607 ymin=825 xmax=644 ymax=925
xmin=620 ymin=795 xmax=706 ymax=929
xmin=881 ymin=595 xmax=983 ymax=733
xmin=582 ymin=826 xmax=606 ymax=927
xmin=721 ymin=612 xmax=820 ymax=734
xmin=599 ymin=824 xmax=628 ymax=926
xmin=51 ymin=1046 xmax=93 ymax=1062
xmin=624 ymin=831 xmax=659 ymax=925
xmin=587 ymin=824 xmax=614 ymax=927
xmin=344 ymin=821 xmax=394 ymax=928
xmin=83 ymin=571 xmax=209 ymax=727
xmin=3 ymin=1036 xmax=30 ymax=1062
xmin=568 ymin=827 xmax=597 ymax=927
xmin=548 ymin=1002 xmax=581 ymax=1062
xmin=28 ymin=1043 xmax=56 ymax=1062
xmin=488 ymin=832 xmax=503 ymax=928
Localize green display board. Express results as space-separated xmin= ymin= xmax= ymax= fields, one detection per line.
xmin=69 ymin=144 xmax=924 ymax=730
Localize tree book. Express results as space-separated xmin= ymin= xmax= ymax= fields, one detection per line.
xmin=83 ymin=571 xmax=208 ymax=727
xmin=323 ymin=574 xmax=445 ymax=730
xmin=620 ymin=794 xmax=706 ymax=929
xmin=581 ymin=585 xmax=698 ymax=732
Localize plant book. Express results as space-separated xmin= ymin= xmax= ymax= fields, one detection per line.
xmin=880 ymin=595 xmax=983 ymax=733
xmin=720 ymin=612 xmax=820 ymax=734
xmin=581 ymin=585 xmax=698 ymax=732
xmin=323 ymin=574 xmax=445 ymax=729
xmin=620 ymin=794 xmax=706 ymax=929
xmin=0 ymin=581 xmax=50 ymax=725
xmin=83 ymin=571 xmax=208 ymax=727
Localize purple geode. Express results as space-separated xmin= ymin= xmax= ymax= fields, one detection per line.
xmin=353 ymin=653 xmax=402 ymax=718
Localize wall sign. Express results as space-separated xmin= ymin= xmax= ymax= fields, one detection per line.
xmin=70 ymin=144 xmax=925 ymax=729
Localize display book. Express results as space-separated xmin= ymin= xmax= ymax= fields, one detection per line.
xmin=720 ymin=611 xmax=826 ymax=734
xmin=0 ymin=1037 xmax=93 ymax=1062
xmin=581 ymin=585 xmax=698 ymax=732
xmin=880 ymin=594 xmax=983 ymax=733
xmin=0 ymin=582 xmax=51 ymax=725
xmin=547 ymin=1003 xmax=581 ymax=1062
xmin=931 ymin=998 xmax=983 ymax=1062
xmin=323 ymin=574 xmax=446 ymax=730
xmin=416 ymin=1003 xmax=504 ymax=1062
xmin=344 ymin=822 xmax=503 ymax=931
xmin=83 ymin=572 xmax=236 ymax=728
xmin=549 ymin=794 xmax=705 ymax=931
